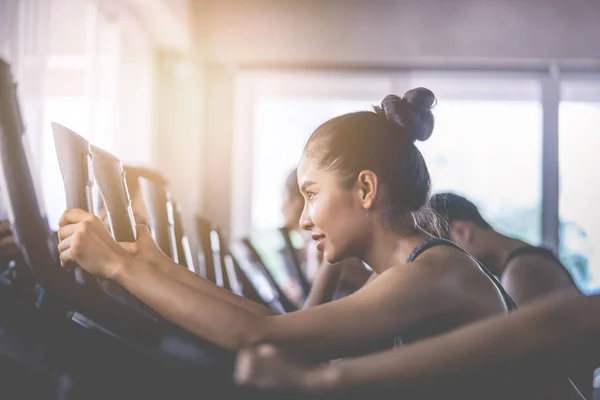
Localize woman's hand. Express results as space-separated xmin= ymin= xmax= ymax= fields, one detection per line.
xmin=57 ymin=208 xmax=133 ymax=280
xmin=119 ymin=224 xmax=172 ymax=267
xmin=234 ymin=345 xmax=327 ymax=392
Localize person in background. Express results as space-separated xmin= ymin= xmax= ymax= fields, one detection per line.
xmin=430 ymin=192 xmax=591 ymax=398
xmin=281 ymin=168 xmax=304 ymax=237
xmin=281 ymin=168 xmax=321 ymax=284
xmin=429 ymin=192 xmax=580 ymax=305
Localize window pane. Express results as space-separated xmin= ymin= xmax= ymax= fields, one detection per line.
xmin=251 ymin=97 xmax=377 ymax=231
xmin=418 ymin=100 xmax=543 ymax=244
xmin=559 ymin=100 xmax=600 ymax=292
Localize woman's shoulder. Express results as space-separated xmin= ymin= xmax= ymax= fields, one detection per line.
xmin=377 ymin=247 xmax=500 ymax=304
xmin=374 ymin=256 xmax=466 ymax=295
xmin=413 ymin=244 xmax=485 ymax=277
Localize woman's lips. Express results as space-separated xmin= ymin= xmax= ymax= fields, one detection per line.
xmin=312 ymin=234 xmax=325 ymax=251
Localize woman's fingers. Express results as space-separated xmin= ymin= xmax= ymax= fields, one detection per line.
xmin=234 ymin=345 xmax=281 ymax=385
xmin=233 ymin=348 xmax=256 ymax=384
xmin=57 ymin=235 xmax=73 ymax=253
xmin=57 ymin=222 xmax=80 ymax=242
xmin=58 ymin=208 xmax=96 ymax=228
xmin=59 ymin=247 xmax=76 ymax=270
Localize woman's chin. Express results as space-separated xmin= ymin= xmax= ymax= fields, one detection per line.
xmin=323 ymin=250 xmax=343 ymax=265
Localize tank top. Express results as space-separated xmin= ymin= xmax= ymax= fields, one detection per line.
xmin=504 ymin=245 xmax=579 ymax=288
xmin=395 ymin=237 xmax=517 ymax=347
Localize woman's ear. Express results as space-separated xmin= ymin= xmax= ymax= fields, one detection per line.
xmin=356 ymin=170 xmax=378 ymax=210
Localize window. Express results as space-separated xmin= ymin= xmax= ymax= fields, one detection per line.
xmin=244 ymin=71 xmax=392 ymax=234
xmin=559 ymin=80 xmax=600 ymax=292
xmin=42 ymin=1 xmax=118 ymax=228
xmin=408 ymin=75 xmax=543 ymax=244
xmin=240 ymin=73 xmax=545 ymax=245
xmin=41 ymin=0 xmax=155 ymax=229
xmin=251 ymin=97 xmax=379 ymax=231
xmin=418 ymin=100 xmax=543 ymax=243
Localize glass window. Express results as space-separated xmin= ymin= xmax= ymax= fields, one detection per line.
xmin=418 ymin=99 xmax=543 ymax=244
xmin=559 ymin=82 xmax=600 ymax=292
xmin=246 ymin=75 xmax=545 ymax=288
xmin=42 ymin=1 xmax=154 ymax=230
xmin=251 ymin=97 xmax=379 ymax=231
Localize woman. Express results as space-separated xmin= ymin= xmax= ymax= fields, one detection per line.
xmin=57 ymin=88 xmax=515 ymax=362
xmin=235 ymin=289 xmax=592 ymax=399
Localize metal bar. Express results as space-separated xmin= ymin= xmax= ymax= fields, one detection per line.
xmin=540 ymin=66 xmax=561 ymax=253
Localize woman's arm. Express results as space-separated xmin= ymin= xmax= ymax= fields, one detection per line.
xmin=125 ymin=225 xmax=275 ymax=317
xmin=58 ymin=209 xmax=477 ymax=360
xmin=320 ymin=290 xmax=593 ymax=396
xmin=237 ymin=290 xmax=597 ymax=398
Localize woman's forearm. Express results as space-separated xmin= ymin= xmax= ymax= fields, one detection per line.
xmin=309 ymin=290 xmax=599 ymax=395
xmin=151 ymin=256 xmax=276 ymax=316
xmin=115 ymin=258 xmax=271 ymax=350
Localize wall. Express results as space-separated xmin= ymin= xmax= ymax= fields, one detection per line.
xmin=202 ymin=0 xmax=600 ymax=65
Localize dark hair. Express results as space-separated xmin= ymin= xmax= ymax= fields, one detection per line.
xmin=285 ymin=168 xmax=302 ymax=201
xmin=429 ymin=192 xmax=491 ymax=229
xmin=304 ymin=88 xmax=438 ymax=233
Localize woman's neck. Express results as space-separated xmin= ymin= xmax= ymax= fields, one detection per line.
xmin=361 ymin=226 xmax=430 ymax=275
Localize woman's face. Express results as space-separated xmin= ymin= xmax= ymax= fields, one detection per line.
xmin=297 ymin=156 xmax=371 ymax=264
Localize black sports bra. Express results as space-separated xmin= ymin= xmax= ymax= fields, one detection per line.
xmin=504 ymin=245 xmax=579 ymax=288
xmin=407 ymin=237 xmax=518 ymax=311
xmin=394 ymin=237 xmax=518 ymax=347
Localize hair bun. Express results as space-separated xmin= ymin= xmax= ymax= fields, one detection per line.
xmin=380 ymin=87 xmax=436 ymax=143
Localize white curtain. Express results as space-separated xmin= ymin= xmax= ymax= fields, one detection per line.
xmin=0 ymin=0 xmax=53 ymax=159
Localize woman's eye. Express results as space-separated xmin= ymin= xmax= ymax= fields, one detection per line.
xmin=306 ymin=192 xmax=316 ymax=200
